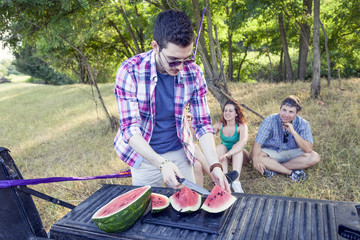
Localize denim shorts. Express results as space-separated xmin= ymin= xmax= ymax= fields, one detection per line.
xmin=262 ymin=148 xmax=304 ymax=163
xmin=131 ymin=148 xmax=195 ymax=187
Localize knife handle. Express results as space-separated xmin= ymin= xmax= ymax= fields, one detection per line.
xmin=175 ymin=175 xmax=185 ymax=184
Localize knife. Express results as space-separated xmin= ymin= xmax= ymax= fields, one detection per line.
xmin=176 ymin=176 xmax=211 ymax=195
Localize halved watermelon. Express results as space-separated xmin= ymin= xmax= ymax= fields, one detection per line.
xmin=169 ymin=187 xmax=201 ymax=213
xmin=151 ymin=193 xmax=170 ymax=213
xmin=201 ymin=185 xmax=237 ymax=213
xmin=92 ymin=185 xmax=151 ymax=233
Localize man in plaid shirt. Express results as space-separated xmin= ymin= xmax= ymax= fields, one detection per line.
xmin=114 ymin=10 xmax=229 ymax=191
xmin=251 ymin=96 xmax=320 ymax=182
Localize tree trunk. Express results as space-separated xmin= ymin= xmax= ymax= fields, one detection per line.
xmin=60 ymin=35 xmax=118 ymax=130
xmin=192 ymin=0 xmax=230 ymax=108
xmin=108 ymin=19 xmax=135 ymax=57
xmin=228 ymin=30 xmax=233 ymax=82
xmin=279 ymin=49 xmax=284 ymax=81
xmin=192 ymin=0 xmax=210 ymax=63
xmin=118 ymin=2 xmax=141 ymax=54
xmin=311 ymin=0 xmax=321 ymax=99
xmin=191 ymin=0 xmax=262 ymax=119
xmin=337 ymin=67 xmax=343 ymax=90
xmin=297 ymin=0 xmax=312 ymax=81
xmin=206 ymin=3 xmax=219 ymax=75
xmin=320 ymin=20 xmax=331 ymax=86
xmin=278 ymin=12 xmax=294 ymax=83
xmin=236 ymin=45 xmax=249 ymax=82
xmin=134 ymin=5 xmax=146 ymax=52
xmin=265 ymin=22 xmax=274 ymax=82
xmin=74 ymin=52 xmax=88 ymax=83
xmin=214 ymin=24 xmax=227 ymax=86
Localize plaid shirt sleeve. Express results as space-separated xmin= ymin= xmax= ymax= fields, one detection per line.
xmin=114 ymin=64 xmax=143 ymax=144
xmin=189 ymin=68 xmax=214 ymax=140
xmin=297 ymin=118 xmax=314 ymax=144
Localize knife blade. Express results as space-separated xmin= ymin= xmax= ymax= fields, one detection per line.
xmin=176 ymin=176 xmax=211 ymax=195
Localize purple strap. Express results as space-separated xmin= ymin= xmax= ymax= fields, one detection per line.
xmin=192 ymin=6 xmax=207 ymax=61
xmin=0 ymin=169 xmax=131 ymax=189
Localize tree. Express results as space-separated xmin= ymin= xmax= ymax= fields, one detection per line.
xmin=0 ymin=0 xmax=119 ymax=130
xmin=192 ymin=0 xmax=231 ymax=108
xmin=311 ymin=0 xmax=321 ymax=98
xmin=320 ymin=20 xmax=331 ymax=86
xmin=297 ymin=0 xmax=312 ymax=81
xmin=278 ymin=12 xmax=294 ymax=82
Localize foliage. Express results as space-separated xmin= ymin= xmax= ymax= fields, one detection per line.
xmin=13 ymin=46 xmax=74 ymax=85
xmin=0 ymin=59 xmax=11 ymax=76
xmin=0 ymin=0 xmax=359 ymax=86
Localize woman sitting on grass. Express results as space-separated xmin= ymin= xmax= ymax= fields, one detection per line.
xmin=213 ymin=100 xmax=250 ymax=193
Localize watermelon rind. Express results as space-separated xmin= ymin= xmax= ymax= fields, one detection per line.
xmin=151 ymin=193 xmax=170 ymax=213
xmin=169 ymin=187 xmax=201 ymax=213
xmin=201 ymin=185 xmax=237 ymax=213
xmin=92 ymin=185 xmax=151 ymax=233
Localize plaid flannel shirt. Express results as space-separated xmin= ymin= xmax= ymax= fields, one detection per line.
xmin=255 ymin=114 xmax=313 ymax=152
xmin=114 ymin=50 xmax=214 ymax=168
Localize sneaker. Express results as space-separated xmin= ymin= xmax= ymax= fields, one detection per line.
xmin=225 ymin=170 xmax=239 ymax=184
xmin=231 ymin=181 xmax=244 ymax=193
xmin=263 ymin=169 xmax=278 ymax=179
xmin=289 ymin=170 xmax=307 ymax=182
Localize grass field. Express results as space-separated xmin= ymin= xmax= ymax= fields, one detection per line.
xmin=1 ymin=76 xmax=359 ymax=231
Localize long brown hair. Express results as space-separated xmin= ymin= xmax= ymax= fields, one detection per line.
xmin=220 ymin=100 xmax=246 ymax=126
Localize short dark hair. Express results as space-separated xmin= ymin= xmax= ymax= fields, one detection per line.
xmin=153 ymin=10 xmax=194 ymax=50
xmin=280 ymin=95 xmax=303 ymax=112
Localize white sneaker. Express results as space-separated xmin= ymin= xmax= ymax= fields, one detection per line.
xmin=231 ymin=181 xmax=244 ymax=193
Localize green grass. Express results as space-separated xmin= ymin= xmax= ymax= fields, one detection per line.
xmin=0 ymin=78 xmax=359 ymax=231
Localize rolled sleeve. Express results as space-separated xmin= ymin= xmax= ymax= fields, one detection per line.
xmin=299 ymin=120 xmax=314 ymax=144
xmin=190 ymin=71 xmax=214 ymax=140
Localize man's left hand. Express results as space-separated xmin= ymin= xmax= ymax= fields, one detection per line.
xmin=282 ymin=122 xmax=295 ymax=134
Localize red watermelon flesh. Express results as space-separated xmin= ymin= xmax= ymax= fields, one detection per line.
xmin=201 ymin=185 xmax=237 ymax=213
xmin=151 ymin=193 xmax=170 ymax=213
xmin=93 ymin=186 xmax=148 ymax=217
xmin=92 ymin=186 xmax=151 ymax=233
xmin=169 ymin=187 xmax=201 ymax=212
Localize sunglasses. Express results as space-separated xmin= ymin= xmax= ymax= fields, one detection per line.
xmin=161 ymin=51 xmax=194 ymax=68
xmin=283 ymin=131 xmax=289 ymax=143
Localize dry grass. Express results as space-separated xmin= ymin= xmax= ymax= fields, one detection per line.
xmin=0 ymin=77 xmax=359 ymax=231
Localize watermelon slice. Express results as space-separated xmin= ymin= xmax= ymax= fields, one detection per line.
xmin=169 ymin=187 xmax=201 ymax=213
xmin=92 ymin=185 xmax=151 ymax=233
xmin=151 ymin=193 xmax=170 ymax=213
xmin=201 ymin=185 xmax=237 ymax=213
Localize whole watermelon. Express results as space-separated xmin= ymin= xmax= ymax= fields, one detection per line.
xmin=92 ymin=185 xmax=151 ymax=233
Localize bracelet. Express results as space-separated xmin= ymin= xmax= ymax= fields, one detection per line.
xmin=159 ymin=159 xmax=170 ymax=170
xmin=210 ymin=163 xmax=223 ymax=173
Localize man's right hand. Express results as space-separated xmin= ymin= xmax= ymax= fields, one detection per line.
xmin=160 ymin=161 xmax=183 ymax=189
xmin=253 ymin=158 xmax=266 ymax=175
xmin=251 ymin=142 xmax=265 ymax=175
